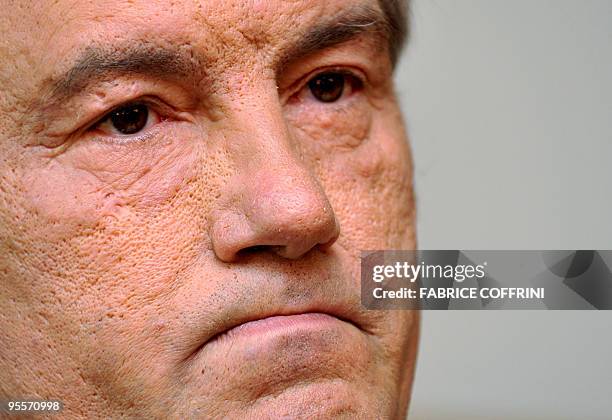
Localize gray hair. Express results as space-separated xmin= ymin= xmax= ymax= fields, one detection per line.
xmin=378 ymin=0 xmax=410 ymax=65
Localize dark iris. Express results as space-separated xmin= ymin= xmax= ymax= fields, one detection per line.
xmin=109 ymin=104 xmax=148 ymax=135
xmin=308 ymin=72 xmax=345 ymax=103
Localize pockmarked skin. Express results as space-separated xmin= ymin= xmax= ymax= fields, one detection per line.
xmin=0 ymin=0 xmax=418 ymax=418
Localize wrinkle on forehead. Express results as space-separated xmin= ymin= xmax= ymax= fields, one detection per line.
xmin=18 ymin=0 xmax=385 ymax=79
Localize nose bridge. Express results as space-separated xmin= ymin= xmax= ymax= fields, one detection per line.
xmin=227 ymin=83 xmax=295 ymax=166
xmin=225 ymin=83 xmax=321 ymax=198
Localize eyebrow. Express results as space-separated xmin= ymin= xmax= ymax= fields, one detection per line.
xmin=276 ymin=4 xmax=398 ymax=72
xmin=46 ymin=44 xmax=200 ymax=104
xmin=44 ymin=3 xmax=399 ymax=107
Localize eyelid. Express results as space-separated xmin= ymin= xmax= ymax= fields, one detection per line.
xmin=89 ymin=122 xmax=164 ymax=145
xmin=88 ymin=97 xmax=169 ymax=132
xmin=283 ymin=66 xmax=367 ymax=103
xmin=79 ymin=94 xmax=196 ymax=146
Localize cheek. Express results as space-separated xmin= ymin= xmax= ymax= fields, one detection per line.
xmin=329 ymin=135 xmax=415 ymax=252
xmin=7 ymin=128 xmax=230 ymax=317
xmin=0 ymin=133 xmax=232 ymax=402
xmin=289 ymin=99 xmax=415 ymax=252
xmin=286 ymin=98 xmax=372 ymax=150
xmin=21 ymin=127 xmax=214 ymax=238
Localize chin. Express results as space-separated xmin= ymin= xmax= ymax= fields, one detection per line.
xmin=188 ymin=379 xmax=396 ymax=420
xmin=172 ymin=329 xmax=407 ymax=418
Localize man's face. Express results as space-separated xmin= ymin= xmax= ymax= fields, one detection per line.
xmin=0 ymin=0 xmax=417 ymax=418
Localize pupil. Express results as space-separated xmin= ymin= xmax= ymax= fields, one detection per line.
xmin=110 ymin=104 xmax=148 ymax=135
xmin=308 ymin=73 xmax=344 ymax=102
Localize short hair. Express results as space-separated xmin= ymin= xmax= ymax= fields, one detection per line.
xmin=378 ymin=0 xmax=410 ymax=65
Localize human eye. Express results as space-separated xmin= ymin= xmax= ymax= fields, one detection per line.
xmin=90 ymin=101 xmax=163 ymax=140
xmin=297 ymin=69 xmax=365 ymax=103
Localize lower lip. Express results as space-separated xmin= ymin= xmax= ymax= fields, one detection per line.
xmin=217 ymin=313 xmax=342 ymax=342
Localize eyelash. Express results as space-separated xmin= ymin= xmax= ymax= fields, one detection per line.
xmin=291 ymin=67 xmax=366 ymax=102
xmin=87 ymin=99 xmax=168 ymax=143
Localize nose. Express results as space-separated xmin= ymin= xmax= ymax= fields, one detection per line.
xmin=209 ymin=102 xmax=340 ymax=262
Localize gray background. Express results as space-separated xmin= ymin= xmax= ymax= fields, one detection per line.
xmin=394 ymin=0 xmax=612 ymax=419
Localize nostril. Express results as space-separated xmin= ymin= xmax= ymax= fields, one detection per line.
xmin=236 ymin=244 xmax=282 ymax=258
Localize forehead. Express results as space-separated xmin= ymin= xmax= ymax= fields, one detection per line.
xmin=11 ymin=0 xmax=382 ymax=76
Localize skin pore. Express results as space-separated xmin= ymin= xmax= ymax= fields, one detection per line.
xmin=0 ymin=0 xmax=417 ymax=418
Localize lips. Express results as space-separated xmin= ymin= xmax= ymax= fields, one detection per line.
xmin=201 ymin=308 xmax=363 ymax=349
